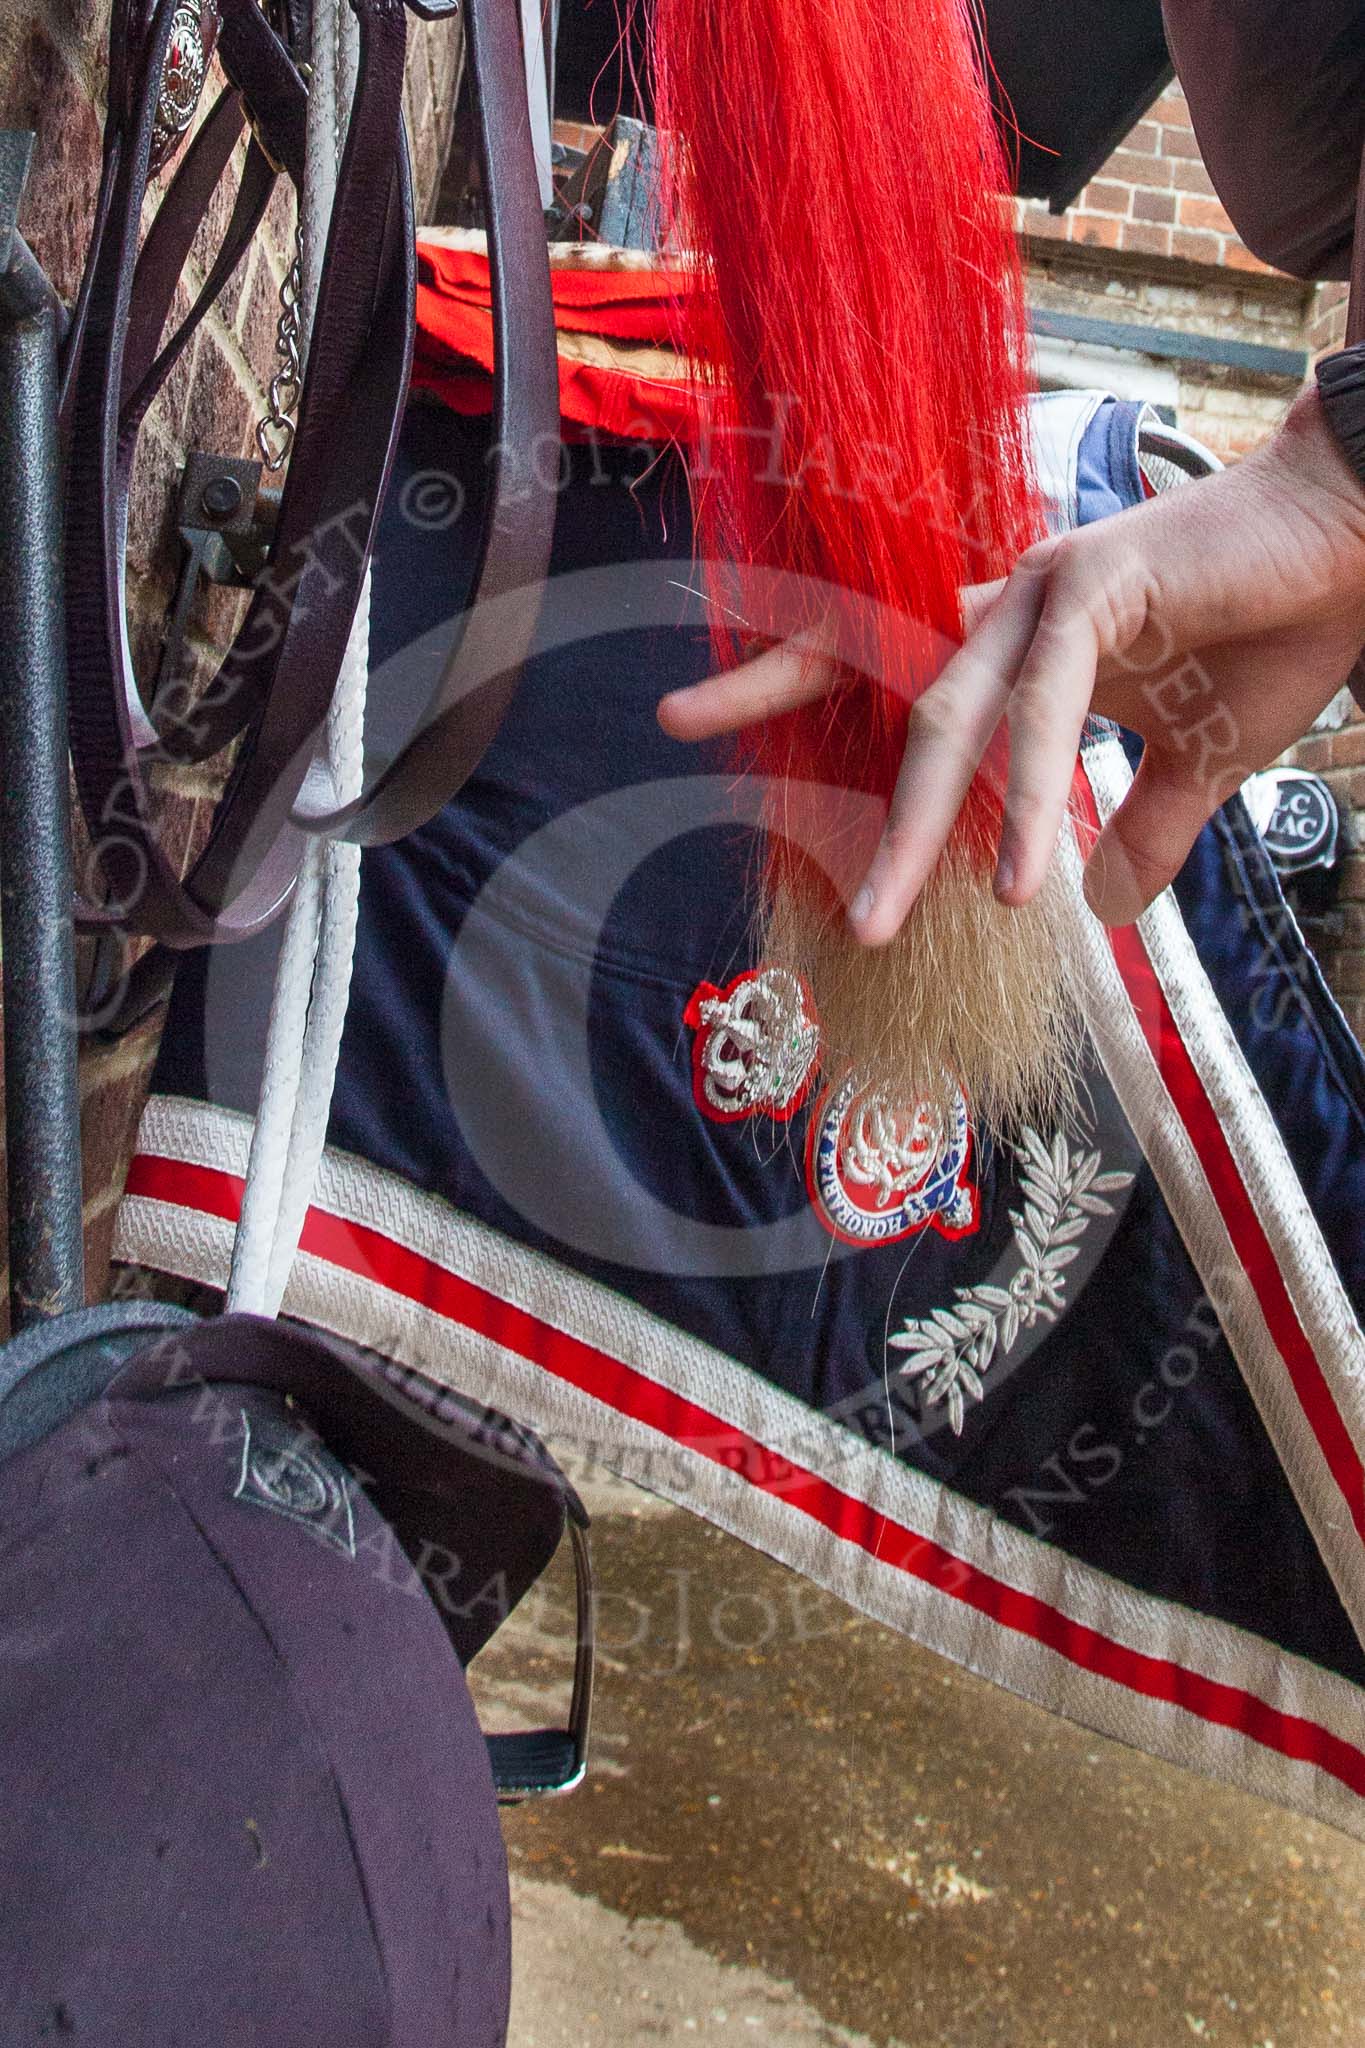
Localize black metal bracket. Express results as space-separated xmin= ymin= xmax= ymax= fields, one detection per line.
xmin=151 ymin=449 xmax=280 ymax=716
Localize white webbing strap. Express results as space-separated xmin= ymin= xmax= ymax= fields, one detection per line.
xmin=226 ymin=0 xmax=368 ymax=1316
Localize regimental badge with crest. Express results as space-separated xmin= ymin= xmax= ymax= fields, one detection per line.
xmin=805 ymin=1073 xmax=979 ymax=1247
xmin=685 ymin=966 xmax=821 ymax=1123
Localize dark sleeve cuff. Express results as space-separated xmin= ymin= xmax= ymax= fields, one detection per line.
xmin=1315 ymin=345 xmax=1365 ymax=486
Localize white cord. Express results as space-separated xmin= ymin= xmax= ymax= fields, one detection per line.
xmin=226 ymin=0 xmax=367 ymax=1317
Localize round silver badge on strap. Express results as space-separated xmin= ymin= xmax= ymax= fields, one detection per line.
xmin=151 ymin=0 xmax=221 ymax=173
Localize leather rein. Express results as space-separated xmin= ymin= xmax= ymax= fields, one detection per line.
xmin=64 ymin=0 xmax=558 ymax=950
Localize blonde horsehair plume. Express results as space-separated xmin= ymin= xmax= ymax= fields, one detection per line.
xmin=763 ymin=852 xmax=1085 ymax=1141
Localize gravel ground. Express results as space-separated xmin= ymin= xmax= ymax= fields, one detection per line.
xmin=469 ymin=1464 xmax=1365 ymax=2048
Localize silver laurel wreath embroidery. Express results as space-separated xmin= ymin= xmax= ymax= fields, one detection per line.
xmin=887 ymin=1130 xmax=1134 ymax=1436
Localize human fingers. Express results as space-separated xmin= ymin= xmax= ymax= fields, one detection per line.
xmin=657 ymin=632 xmax=837 ymax=741
xmin=1082 ymin=746 xmax=1220 ymax=926
xmin=961 ymin=579 xmax=1006 ymax=634
xmin=848 ymin=565 xmax=1049 ymax=944
xmin=994 ymin=580 xmax=1101 ymax=905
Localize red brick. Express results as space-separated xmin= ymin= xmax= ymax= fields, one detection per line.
xmin=1070 ymin=215 xmax=1122 ymax=251
xmin=5 ymin=21 xmax=104 ymax=302
xmin=1021 ymin=211 xmax=1068 ymax=245
xmin=1332 ymin=725 xmax=1365 ymax=769
xmin=1158 ymin=85 xmax=1192 ymax=126
xmin=235 ymin=251 xmax=292 ymax=408
xmin=1158 ymin=127 xmax=1203 ymax=161
xmin=165 ymin=788 xmax=211 ymax=881
xmin=1330 ymin=953 xmax=1365 ymax=996
xmin=1310 ymin=301 xmax=1349 ymax=355
xmin=146 ymin=631 xmax=216 ymax=739
xmin=83 ymin=1202 xmax=124 ymax=1306
xmin=48 ymin=0 xmax=114 ymax=48
xmin=1132 ymin=189 xmax=1176 ymax=226
xmin=261 ymin=179 xmax=300 ymax=274
xmin=123 ymin=566 xmax=176 ymax=690
xmin=1123 ymin=121 xmax=1161 ymax=155
xmin=125 ymin=434 xmax=176 ymax=580
xmin=1170 ymin=158 xmax=1217 ymax=197
xmin=553 ymin=118 xmax=605 ymax=154
xmin=195 ymin=581 xmax=252 ymax=657
xmin=1078 ymin=181 xmax=1130 ymax=217
xmin=1311 ymin=287 xmax=1351 ymax=349
xmin=1108 ymin=149 xmax=1172 ymax=188
xmin=81 ymin=1058 xmax=157 ymax=1216
xmin=1178 ymin=194 xmax=1234 ymax=234
xmin=1171 ymin=228 xmax=1225 ymax=268
xmin=1120 ymin=222 xmax=1173 ymax=259
xmin=211 ymin=202 xmax=258 ymax=332
xmin=1338 ymin=856 xmax=1365 ymax=901
xmin=181 ymin=348 xmax=255 ymax=473
xmin=1223 ymin=240 xmax=1276 ymax=275
xmin=1288 ymin=732 xmax=1334 ymax=773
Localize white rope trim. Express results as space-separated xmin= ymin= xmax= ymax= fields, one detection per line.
xmin=225 ymin=0 xmax=365 ymax=1318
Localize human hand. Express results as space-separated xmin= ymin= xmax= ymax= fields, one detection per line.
xmin=658 ymin=387 xmax=1365 ymax=931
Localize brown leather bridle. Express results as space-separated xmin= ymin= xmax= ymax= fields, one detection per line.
xmin=64 ymin=0 xmax=558 ymax=949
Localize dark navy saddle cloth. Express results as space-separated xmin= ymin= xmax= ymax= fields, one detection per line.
xmin=121 ymin=393 xmax=1365 ymax=1839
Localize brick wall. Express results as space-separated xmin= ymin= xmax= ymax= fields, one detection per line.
xmin=1016 ymin=82 xmax=1335 ymax=464
xmin=1021 ymin=83 xmax=1276 ymax=277
xmin=0 ymin=1 xmax=462 ymax=1318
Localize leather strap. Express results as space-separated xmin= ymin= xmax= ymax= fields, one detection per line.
xmin=293 ymin=0 xmax=559 ymax=847
xmin=124 ymin=91 xmax=276 ymax=757
xmin=66 ymin=0 xmax=411 ymax=943
xmin=66 ymin=0 xmax=556 ymax=950
xmin=155 ymin=0 xmax=415 ymax=921
xmin=66 ymin=0 xmax=559 ymax=947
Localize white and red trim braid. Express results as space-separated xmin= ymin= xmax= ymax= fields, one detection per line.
xmin=1074 ymin=738 xmax=1365 ymax=1654
xmin=119 ymin=1091 xmax=1365 ymax=1843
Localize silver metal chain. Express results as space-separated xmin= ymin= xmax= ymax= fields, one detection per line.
xmin=255 ymin=224 xmax=304 ymax=472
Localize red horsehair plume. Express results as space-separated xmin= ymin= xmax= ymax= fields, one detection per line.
xmin=650 ymin=0 xmax=1086 ymax=1133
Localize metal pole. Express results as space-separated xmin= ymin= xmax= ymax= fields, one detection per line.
xmin=0 ymin=132 xmax=84 ymax=1327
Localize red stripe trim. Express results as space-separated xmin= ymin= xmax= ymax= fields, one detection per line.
xmin=123 ymin=1149 xmax=1365 ymax=1801
xmin=1075 ymin=772 xmax=1365 ymax=1545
